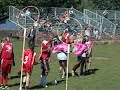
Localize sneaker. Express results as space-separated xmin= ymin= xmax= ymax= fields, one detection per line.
xmin=22 ymin=82 xmax=26 ymax=89
xmin=2 ymin=85 xmax=5 ymax=89
xmin=5 ymin=85 xmax=9 ymax=89
xmin=39 ymin=84 xmax=48 ymax=88
xmin=0 ymin=84 xmax=3 ymax=89
xmin=45 ymin=85 xmax=48 ymax=88
xmin=71 ymin=70 xmax=75 ymax=77
xmin=61 ymin=74 xmax=65 ymax=79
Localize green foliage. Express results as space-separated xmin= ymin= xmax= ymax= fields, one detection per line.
xmin=0 ymin=0 xmax=120 ymax=23
xmin=92 ymin=0 xmax=120 ymax=10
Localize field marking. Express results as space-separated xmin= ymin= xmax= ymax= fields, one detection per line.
xmin=92 ymin=57 xmax=109 ymax=60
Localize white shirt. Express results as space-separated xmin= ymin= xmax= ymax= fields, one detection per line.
xmin=85 ymin=30 xmax=90 ymax=37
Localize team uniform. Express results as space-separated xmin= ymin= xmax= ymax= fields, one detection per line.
xmin=62 ymin=33 xmax=73 ymax=44
xmin=23 ymin=49 xmax=36 ymax=73
xmin=39 ymin=40 xmax=52 ymax=87
xmin=22 ymin=48 xmax=37 ymax=90
xmin=0 ymin=43 xmax=14 ymax=74
xmin=72 ymin=39 xmax=88 ymax=76
xmin=52 ymin=42 xmax=68 ymax=78
xmin=39 ymin=40 xmax=51 ymax=73
xmin=0 ymin=42 xmax=14 ymax=89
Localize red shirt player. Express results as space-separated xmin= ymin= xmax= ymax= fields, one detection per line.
xmin=39 ymin=40 xmax=52 ymax=88
xmin=22 ymin=45 xmax=37 ymax=90
xmin=62 ymin=33 xmax=73 ymax=44
xmin=0 ymin=37 xmax=15 ymax=89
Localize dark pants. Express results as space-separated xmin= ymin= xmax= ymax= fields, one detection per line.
xmin=28 ymin=36 xmax=35 ymax=47
xmin=41 ymin=59 xmax=50 ymax=76
xmin=77 ymin=56 xmax=86 ymax=75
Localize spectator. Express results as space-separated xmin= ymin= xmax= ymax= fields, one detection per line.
xmin=84 ymin=25 xmax=91 ymax=37
xmin=93 ymin=29 xmax=99 ymax=40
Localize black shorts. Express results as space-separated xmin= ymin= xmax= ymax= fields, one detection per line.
xmin=77 ymin=56 xmax=86 ymax=62
xmin=41 ymin=59 xmax=50 ymax=70
xmin=59 ymin=60 xmax=67 ymax=67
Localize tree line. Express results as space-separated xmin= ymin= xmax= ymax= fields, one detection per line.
xmin=0 ymin=0 xmax=120 ymax=23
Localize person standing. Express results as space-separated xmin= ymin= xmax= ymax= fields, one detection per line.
xmin=38 ymin=39 xmax=52 ymax=88
xmin=84 ymin=35 xmax=93 ymax=73
xmin=0 ymin=37 xmax=15 ymax=89
xmin=22 ymin=45 xmax=37 ymax=90
xmin=27 ymin=26 xmax=36 ymax=47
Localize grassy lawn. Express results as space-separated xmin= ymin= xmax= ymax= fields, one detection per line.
xmin=7 ymin=39 xmax=120 ymax=90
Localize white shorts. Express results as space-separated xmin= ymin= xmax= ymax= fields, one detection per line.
xmin=57 ymin=52 xmax=67 ymax=60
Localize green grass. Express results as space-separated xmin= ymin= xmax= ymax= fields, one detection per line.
xmin=8 ymin=39 xmax=120 ymax=90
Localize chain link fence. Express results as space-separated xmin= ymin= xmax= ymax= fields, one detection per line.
xmin=84 ymin=9 xmax=116 ymax=39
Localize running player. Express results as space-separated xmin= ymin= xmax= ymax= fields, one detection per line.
xmin=0 ymin=37 xmax=15 ymax=89
xmin=52 ymin=41 xmax=68 ymax=79
xmin=71 ymin=38 xmax=88 ymax=76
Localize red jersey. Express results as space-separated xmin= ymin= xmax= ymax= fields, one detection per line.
xmin=40 ymin=40 xmax=51 ymax=60
xmin=23 ymin=49 xmax=36 ymax=66
xmin=23 ymin=49 xmax=36 ymax=72
xmin=1 ymin=43 xmax=14 ymax=60
xmin=62 ymin=33 xmax=73 ymax=44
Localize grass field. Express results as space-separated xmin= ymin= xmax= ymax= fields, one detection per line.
xmin=7 ymin=39 xmax=120 ymax=90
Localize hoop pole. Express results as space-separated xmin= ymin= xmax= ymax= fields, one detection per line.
xmin=66 ymin=44 xmax=70 ymax=90
xmin=19 ymin=28 xmax=27 ymax=90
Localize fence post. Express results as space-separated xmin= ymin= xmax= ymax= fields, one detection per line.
xmin=55 ymin=8 xmax=56 ymax=17
xmin=113 ymin=24 xmax=116 ymax=39
xmin=83 ymin=9 xmax=86 ymax=23
xmin=115 ymin=11 xmax=116 ymax=23
xmin=96 ymin=10 xmax=97 ymax=22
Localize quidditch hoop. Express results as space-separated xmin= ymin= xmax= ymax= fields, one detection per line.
xmin=57 ymin=17 xmax=83 ymax=44
xmin=16 ymin=6 xmax=40 ymax=29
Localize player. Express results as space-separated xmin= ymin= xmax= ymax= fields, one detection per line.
xmin=71 ymin=38 xmax=88 ymax=76
xmin=38 ymin=39 xmax=52 ymax=88
xmin=0 ymin=37 xmax=6 ymax=88
xmin=22 ymin=44 xmax=37 ymax=90
xmin=0 ymin=37 xmax=15 ymax=89
xmin=84 ymin=35 xmax=93 ymax=73
xmin=52 ymin=41 xmax=68 ymax=79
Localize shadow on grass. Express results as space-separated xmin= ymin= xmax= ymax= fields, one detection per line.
xmin=9 ymin=83 xmax=20 ymax=87
xmin=68 ymin=68 xmax=99 ymax=77
xmin=30 ymin=79 xmax=65 ymax=89
xmin=9 ymin=75 xmax=25 ymax=79
xmin=84 ymin=68 xmax=99 ymax=76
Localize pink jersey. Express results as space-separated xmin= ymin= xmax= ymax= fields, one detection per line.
xmin=52 ymin=42 xmax=68 ymax=53
xmin=1 ymin=43 xmax=14 ymax=60
xmin=73 ymin=43 xmax=88 ymax=56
